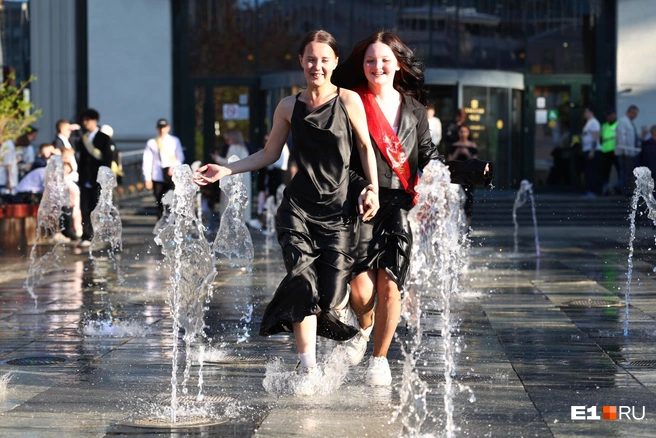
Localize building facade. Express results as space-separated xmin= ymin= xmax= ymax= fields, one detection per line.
xmin=3 ymin=0 xmax=650 ymax=190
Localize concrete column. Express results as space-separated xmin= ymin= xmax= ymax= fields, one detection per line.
xmin=617 ymin=0 xmax=656 ymax=127
xmin=87 ymin=0 xmax=172 ymax=152
xmin=29 ymin=0 xmax=78 ymax=143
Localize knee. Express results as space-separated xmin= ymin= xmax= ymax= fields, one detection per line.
xmin=377 ymin=277 xmax=401 ymax=303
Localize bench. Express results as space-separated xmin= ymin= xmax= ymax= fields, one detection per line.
xmin=0 ymin=204 xmax=38 ymax=250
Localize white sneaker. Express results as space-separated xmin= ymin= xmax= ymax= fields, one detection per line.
xmin=295 ymin=366 xmax=320 ymax=396
xmin=366 ymin=356 xmax=392 ymax=386
xmin=52 ymin=232 xmax=71 ymax=243
xmin=247 ymin=218 xmax=263 ymax=230
xmin=78 ymin=239 xmax=91 ymax=248
xmin=330 ymin=305 xmax=358 ymax=329
xmin=338 ymin=322 xmax=373 ymax=366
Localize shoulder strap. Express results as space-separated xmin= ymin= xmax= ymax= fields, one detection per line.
xmin=81 ymin=133 xmax=103 ymax=160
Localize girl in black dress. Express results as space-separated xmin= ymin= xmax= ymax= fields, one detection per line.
xmin=332 ymin=31 xmax=490 ymax=386
xmin=194 ymin=30 xmax=379 ymax=389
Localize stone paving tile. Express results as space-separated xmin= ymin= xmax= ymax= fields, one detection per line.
xmin=1 ymin=219 xmax=656 ymax=436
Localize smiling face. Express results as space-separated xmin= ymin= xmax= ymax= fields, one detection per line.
xmin=363 ymin=41 xmax=400 ymax=88
xmin=299 ymin=41 xmax=338 ymax=88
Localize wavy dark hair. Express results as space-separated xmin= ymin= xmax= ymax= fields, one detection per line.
xmin=298 ymin=29 xmax=339 ymax=58
xmin=332 ymin=31 xmax=427 ymax=105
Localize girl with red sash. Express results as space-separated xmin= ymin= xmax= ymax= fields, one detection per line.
xmin=332 ymin=31 xmax=490 ymax=386
xmin=195 ymin=30 xmax=380 ymax=395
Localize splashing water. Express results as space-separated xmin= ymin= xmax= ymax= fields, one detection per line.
xmin=153 ymin=190 xmax=174 ymax=235
xmin=396 ymin=160 xmax=470 ymax=437
xmin=24 ymin=156 xmax=70 ymax=303
xmin=195 ymin=345 xmax=228 ymax=363
xmin=191 ymin=161 xmax=203 ymax=223
xmin=263 ymin=184 xmax=286 ymax=238
xmin=89 ymin=166 xmax=124 ymax=283
xmin=625 ymin=167 xmax=656 ymax=336
xmin=154 ymin=165 xmax=217 ymax=423
xmin=236 ymin=303 xmax=254 ymax=344
xmin=263 ymin=196 xmax=276 ymax=238
xmin=512 ymin=180 xmax=540 ymax=257
xmin=81 ymin=319 xmax=147 ymax=337
xmin=212 ymin=155 xmax=254 ymax=268
xmin=263 ymin=348 xmax=350 ymax=397
xmin=0 ymin=373 xmax=11 ymax=400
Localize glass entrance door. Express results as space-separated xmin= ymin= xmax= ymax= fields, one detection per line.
xmin=191 ymin=80 xmax=260 ymax=165
xmin=533 ymin=85 xmax=573 ymax=187
xmin=525 ymin=75 xmax=591 ymax=191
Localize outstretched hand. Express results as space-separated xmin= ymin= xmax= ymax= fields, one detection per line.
xmin=358 ymin=185 xmax=379 ymax=222
xmin=193 ymin=163 xmax=230 ymax=186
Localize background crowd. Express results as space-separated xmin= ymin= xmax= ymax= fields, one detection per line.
xmin=547 ymin=104 xmax=650 ymax=198
xmin=0 ymin=108 xmax=121 ymax=246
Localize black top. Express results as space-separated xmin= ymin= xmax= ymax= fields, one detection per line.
xmin=75 ymin=130 xmax=113 ymax=185
xmin=287 ymin=90 xmax=368 ymax=219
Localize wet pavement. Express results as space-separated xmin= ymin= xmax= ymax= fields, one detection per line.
xmin=1 ymin=194 xmax=656 ymax=437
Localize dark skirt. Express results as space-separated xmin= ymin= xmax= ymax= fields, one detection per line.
xmin=259 ymin=196 xmax=358 ymax=337
xmin=352 ymin=188 xmax=413 ymax=289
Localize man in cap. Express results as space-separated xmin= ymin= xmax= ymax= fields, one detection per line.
xmin=142 ymin=118 xmax=185 ymax=218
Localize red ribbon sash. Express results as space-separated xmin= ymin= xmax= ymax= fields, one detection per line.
xmin=355 ymin=85 xmax=419 ymax=205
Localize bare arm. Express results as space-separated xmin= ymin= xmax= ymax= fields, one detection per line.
xmin=194 ymin=97 xmax=293 ymax=185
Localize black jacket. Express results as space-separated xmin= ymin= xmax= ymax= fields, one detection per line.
xmin=374 ymin=94 xmax=440 ymax=190
xmin=76 ymin=130 xmax=113 ymax=185
xmin=351 ymin=94 xmax=491 ymax=190
xmin=53 ymin=136 xmax=66 ymax=150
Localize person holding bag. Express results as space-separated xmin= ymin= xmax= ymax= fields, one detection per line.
xmin=142 ymin=118 xmax=185 ymax=218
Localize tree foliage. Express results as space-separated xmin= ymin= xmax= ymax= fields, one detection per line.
xmin=0 ymin=75 xmax=41 ymax=145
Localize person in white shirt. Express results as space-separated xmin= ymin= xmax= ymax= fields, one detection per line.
xmin=581 ymin=107 xmax=602 ymax=197
xmin=0 ymin=136 xmax=18 ymax=194
xmin=142 ymin=118 xmax=185 ymax=218
xmin=426 ymin=104 xmax=442 ymax=147
xmin=615 ymin=105 xmax=640 ymax=196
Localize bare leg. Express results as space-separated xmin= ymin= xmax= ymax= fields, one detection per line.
xmin=350 ymin=269 xmax=376 ymax=330
xmin=293 ymin=314 xmax=317 ymax=354
xmin=372 ymin=270 xmax=401 ymax=357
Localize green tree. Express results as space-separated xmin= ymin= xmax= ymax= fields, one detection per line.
xmin=0 ymin=75 xmax=41 ymax=145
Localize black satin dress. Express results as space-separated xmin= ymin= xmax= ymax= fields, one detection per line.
xmin=259 ymin=90 xmax=368 ymax=338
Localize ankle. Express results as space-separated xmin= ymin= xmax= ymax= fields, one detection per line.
xmin=299 ymin=352 xmax=316 ymax=368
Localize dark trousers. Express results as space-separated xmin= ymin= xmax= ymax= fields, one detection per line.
xmin=584 ymin=151 xmax=602 ymax=194
xmin=153 ymin=180 xmax=174 ymax=219
xmin=618 ymin=155 xmax=636 ymax=196
xmin=600 ymin=151 xmax=619 ymax=188
xmin=80 ymin=183 xmax=100 ymax=241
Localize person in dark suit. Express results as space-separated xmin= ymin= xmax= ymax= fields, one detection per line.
xmin=75 ymin=108 xmax=113 ymax=247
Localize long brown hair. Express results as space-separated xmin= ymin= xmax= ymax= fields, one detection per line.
xmin=298 ymin=30 xmax=339 ymax=58
xmin=332 ymin=31 xmax=427 ymax=104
